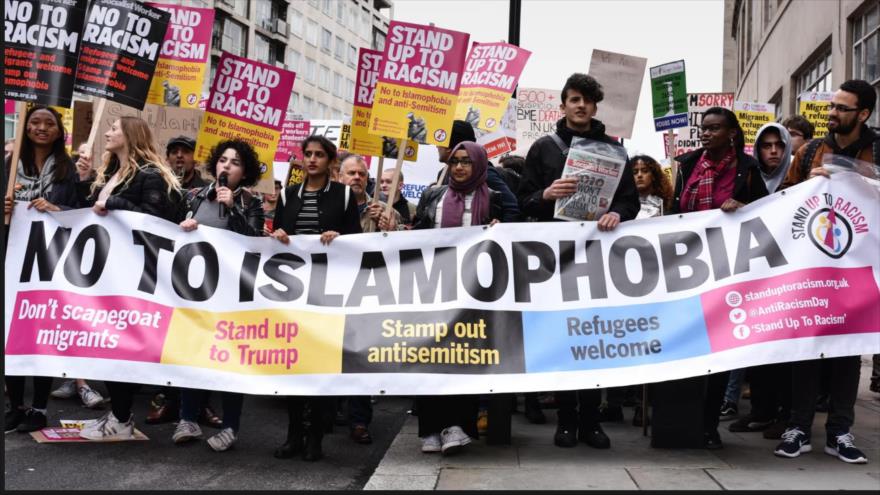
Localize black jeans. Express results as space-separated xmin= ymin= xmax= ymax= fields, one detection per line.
xmin=181 ymin=389 xmax=242 ymax=432
xmin=285 ymin=396 xmax=332 ymax=440
xmin=747 ymin=362 xmax=791 ymax=421
xmin=555 ymin=388 xmax=601 ymax=429
xmin=347 ymin=396 xmax=372 ymax=427
xmin=6 ymin=376 xmax=52 ymax=410
xmin=789 ymin=357 xmax=860 ymax=434
xmin=105 ymin=381 xmax=140 ymax=421
xmin=416 ymin=395 xmax=479 ymax=438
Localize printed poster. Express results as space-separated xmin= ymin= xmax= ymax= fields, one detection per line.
xmin=799 ymin=91 xmax=833 ymax=140
xmin=650 ymin=60 xmax=688 ymax=132
xmin=369 ymin=21 xmax=469 ymax=146
xmin=588 ymin=49 xmax=647 ymax=140
xmin=673 ymin=92 xmax=735 ymax=156
xmin=515 ymin=87 xmax=562 ymax=155
xmin=734 ymin=101 xmax=776 ymax=154
xmin=455 ymin=42 xmax=530 ymax=132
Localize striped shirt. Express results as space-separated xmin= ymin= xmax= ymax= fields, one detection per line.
xmin=295 ymin=190 xmax=321 ymax=234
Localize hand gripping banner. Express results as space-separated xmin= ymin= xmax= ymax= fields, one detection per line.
xmin=5 ymin=174 xmax=879 ymax=396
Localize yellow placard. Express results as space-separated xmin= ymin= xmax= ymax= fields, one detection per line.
xmin=161 ymin=308 xmax=345 ymax=375
xmin=146 ymin=60 xmax=207 ymax=109
xmin=453 ymin=87 xmax=509 ymax=131
xmin=369 ymin=82 xmax=459 ymax=146
xmin=343 ymin=106 xmax=419 ymax=160
xmin=195 ymin=112 xmax=277 ymax=193
xmin=799 ymin=99 xmax=830 ymax=139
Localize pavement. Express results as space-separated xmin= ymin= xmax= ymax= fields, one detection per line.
xmin=365 ymin=357 xmax=880 ymax=491
xmin=4 ymin=390 xmax=410 ymax=490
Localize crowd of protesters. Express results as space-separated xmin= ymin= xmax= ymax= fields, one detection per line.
xmin=4 ymin=74 xmax=878 ymax=465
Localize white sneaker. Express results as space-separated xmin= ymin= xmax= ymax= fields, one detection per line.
xmin=50 ymin=380 xmax=76 ymax=399
xmin=207 ymin=427 xmax=236 ymax=452
xmin=172 ymin=420 xmax=203 ymax=444
xmin=78 ymin=386 xmax=104 ymax=408
xmin=421 ymin=433 xmax=441 ymax=453
xmin=440 ymin=426 xmax=471 ymax=455
xmin=79 ymin=412 xmax=134 ymax=441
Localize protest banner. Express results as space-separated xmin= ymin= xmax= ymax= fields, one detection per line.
xmin=454 ymin=42 xmax=530 ymax=132
xmin=4 ymin=0 xmax=88 ymax=107
xmin=6 ymin=174 xmax=878 ymax=395
xmin=342 ymin=48 xmax=418 ymax=162
xmin=650 ymin=60 xmax=688 ymax=132
xmin=369 ymin=21 xmax=469 ymax=146
xmin=734 ymin=101 xmax=776 ymax=154
xmin=195 ymin=51 xmax=296 ymax=195
xmin=475 ymin=99 xmax=517 ymax=159
xmin=145 ymin=3 xmax=214 ymax=109
xmin=74 ymin=0 xmax=170 ymax=110
xmin=588 ymin=49 xmax=647 ymax=140
xmin=515 ymin=87 xmax=562 ymax=155
xmin=673 ymin=92 xmax=735 ymax=157
xmin=799 ymin=91 xmax=833 ymax=140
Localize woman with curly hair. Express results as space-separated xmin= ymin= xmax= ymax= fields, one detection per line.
xmin=79 ymin=116 xmax=181 ymax=441
xmin=630 ymin=154 xmax=673 ymax=218
xmin=170 ymin=139 xmax=264 ymax=451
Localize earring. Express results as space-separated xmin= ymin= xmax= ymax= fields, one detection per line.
xmin=729 ymin=136 xmax=735 ymax=147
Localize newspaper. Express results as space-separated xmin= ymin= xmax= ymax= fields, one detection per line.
xmin=553 ymin=137 xmax=627 ymax=221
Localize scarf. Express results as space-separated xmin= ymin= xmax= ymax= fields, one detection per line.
xmin=440 ymin=141 xmax=489 ymax=227
xmin=684 ymin=147 xmax=736 ymax=212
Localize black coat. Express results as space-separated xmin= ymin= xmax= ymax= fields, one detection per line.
xmin=273 ymin=180 xmax=362 ymax=235
xmin=517 ymin=118 xmax=640 ymax=222
xmin=85 ymin=161 xmax=181 ymax=221
xmin=178 ymin=183 xmax=265 ymax=237
xmin=4 ymin=155 xmax=81 ymax=209
xmin=411 ymin=185 xmax=504 ymax=230
xmin=670 ymin=148 xmax=769 ymax=214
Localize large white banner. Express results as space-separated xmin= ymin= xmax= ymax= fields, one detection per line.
xmin=5 ymin=174 xmax=879 ymax=396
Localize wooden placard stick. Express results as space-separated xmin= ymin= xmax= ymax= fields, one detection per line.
xmin=5 ymin=101 xmax=28 ymax=225
xmin=371 ymin=155 xmax=385 ymax=203
xmin=384 ymin=137 xmax=407 ymax=217
xmin=667 ymin=128 xmax=677 ymax=182
xmin=85 ymin=98 xmax=107 ymax=159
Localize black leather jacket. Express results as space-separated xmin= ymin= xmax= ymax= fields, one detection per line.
xmin=178 ymin=182 xmax=265 ymax=236
xmin=411 ymin=185 xmax=504 ymax=230
xmin=84 ymin=161 xmax=180 ymax=221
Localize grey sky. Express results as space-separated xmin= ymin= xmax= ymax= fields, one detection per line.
xmin=391 ymin=0 xmax=725 ymax=160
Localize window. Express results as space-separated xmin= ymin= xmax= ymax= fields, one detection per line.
xmin=333 ymin=72 xmax=343 ymax=97
xmin=331 ymin=108 xmax=342 ymax=120
xmin=745 ymin=0 xmax=753 ymax=64
xmin=321 ymin=28 xmax=332 ymax=53
xmin=372 ymin=29 xmax=386 ymax=51
xmin=286 ymin=49 xmax=300 ymax=73
xmin=305 ymin=57 xmax=316 ymax=83
xmin=361 ymin=9 xmax=371 ymax=40
xmin=769 ymin=89 xmax=782 ymax=121
xmin=763 ymin=0 xmax=778 ymax=31
xmin=348 ymin=4 xmax=358 ymax=31
xmin=308 ymin=0 xmax=318 ymax=8
xmin=290 ymin=9 xmax=304 ymax=38
xmin=321 ymin=0 xmax=331 ymax=16
xmin=255 ymin=0 xmax=272 ymax=26
xmin=337 ymin=1 xmax=346 ymax=24
xmin=228 ymin=0 xmax=247 ymax=17
xmin=320 ymin=65 xmax=330 ymax=90
xmin=221 ymin=18 xmax=246 ymax=56
xmin=796 ymin=49 xmax=832 ymax=108
xmin=318 ymin=102 xmax=328 ymax=119
xmin=290 ymin=92 xmax=299 ymax=112
xmin=306 ymin=20 xmax=318 ymax=46
xmin=852 ymin=2 xmax=879 ymax=127
xmin=334 ymin=36 xmax=345 ymax=61
xmin=347 ymin=43 xmax=357 ymax=68
xmin=255 ymin=34 xmax=270 ymax=64
xmin=346 ymin=78 xmax=355 ymax=102
xmin=303 ymin=96 xmax=314 ymax=118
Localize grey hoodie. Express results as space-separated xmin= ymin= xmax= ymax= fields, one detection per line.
xmin=752 ymin=123 xmax=792 ymax=193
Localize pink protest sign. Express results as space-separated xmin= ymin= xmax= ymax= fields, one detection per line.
xmin=275 ymin=120 xmax=310 ymax=162
xmin=354 ymin=48 xmax=383 ymax=109
xmin=6 ymin=290 xmax=173 ymax=363
xmin=456 ymin=42 xmax=530 ymax=131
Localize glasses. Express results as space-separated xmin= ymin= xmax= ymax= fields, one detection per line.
xmin=448 ymin=158 xmax=473 ymax=168
xmin=828 ymin=103 xmax=860 ymax=113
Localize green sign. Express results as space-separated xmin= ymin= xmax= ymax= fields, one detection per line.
xmin=649 ymin=60 xmax=687 ymax=131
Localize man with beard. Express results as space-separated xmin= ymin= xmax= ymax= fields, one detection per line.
xmin=166 ymin=136 xmax=208 ymax=190
xmin=784 ymin=79 xmax=879 ymax=186
xmin=774 ymin=80 xmax=876 ymax=465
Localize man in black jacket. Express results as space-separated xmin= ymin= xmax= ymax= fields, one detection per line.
xmin=517 ymin=73 xmax=640 ymax=450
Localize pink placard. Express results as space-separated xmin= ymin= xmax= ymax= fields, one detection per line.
xmin=147 ymin=4 xmax=214 ymax=63
xmin=701 ymin=267 xmax=880 ymax=352
xmin=378 ymin=21 xmax=469 ymax=95
xmin=461 ymin=42 xmax=531 ymax=92
xmin=6 ymin=290 xmax=174 ymax=363
xmin=207 ymin=52 xmax=296 ymax=130
xmin=355 ymin=48 xmax=383 ymax=109
xmin=275 ymin=120 xmax=310 ymax=162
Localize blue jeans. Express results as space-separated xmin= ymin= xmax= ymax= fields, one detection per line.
xmin=348 ymin=396 xmax=372 ymax=427
xmin=724 ymin=368 xmax=745 ymax=404
xmin=181 ymin=388 xmax=243 ymax=432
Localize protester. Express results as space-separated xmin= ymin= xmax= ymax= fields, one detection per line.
xmin=753 ymin=123 xmax=793 ymax=193
xmin=781 ymin=115 xmax=814 ymax=155
xmin=72 ymin=142 xmax=96 ymax=182
xmin=517 ymin=73 xmax=640 ymax=450
xmin=668 ymin=106 xmax=769 ymax=449
xmin=774 ymin=80 xmax=877 ymax=464
xmin=437 ymin=120 xmax=520 ymax=222
xmin=630 ymin=154 xmax=673 ymax=218
xmin=166 ymin=136 xmax=208 ymax=191
xmin=262 ymin=179 xmax=282 ymax=234
xmin=270 ymin=135 xmax=361 ymax=461
xmin=4 ymin=137 xmax=15 ymax=160
xmin=4 ymin=105 xmax=81 ymax=433
xmin=496 ymin=154 xmax=524 ymax=193
xmin=378 ymin=167 xmax=416 ymax=226
xmin=79 ymin=116 xmax=181 ymax=440
xmin=172 ymin=139 xmax=264 ymax=451
xmin=411 ymin=141 xmax=503 ymax=454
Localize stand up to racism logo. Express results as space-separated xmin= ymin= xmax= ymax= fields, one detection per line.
xmin=792 ymin=191 xmax=869 ymax=259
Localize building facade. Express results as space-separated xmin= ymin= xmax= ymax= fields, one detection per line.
xmin=208 ymin=0 xmax=392 ymax=120
xmin=724 ymin=0 xmax=878 ymax=128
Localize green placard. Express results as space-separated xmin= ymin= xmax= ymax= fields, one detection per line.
xmin=649 ymin=60 xmax=687 ymax=131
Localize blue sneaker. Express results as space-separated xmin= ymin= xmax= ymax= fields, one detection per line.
xmin=825 ymin=432 xmax=867 ymax=464
xmin=774 ymin=427 xmax=811 ymax=458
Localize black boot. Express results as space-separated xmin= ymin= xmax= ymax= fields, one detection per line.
xmin=275 ymin=399 xmax=305 ymax=459
xmin=303 ymin=431 xmax=323 ymax=461
xmin=524 ymin=393 xmax=546 ymax=424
